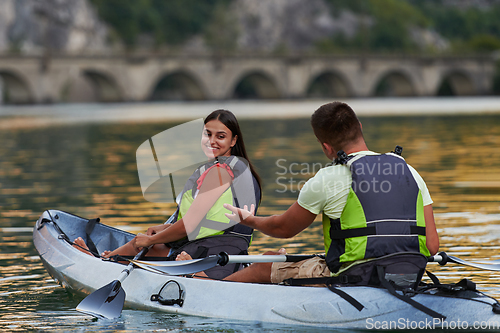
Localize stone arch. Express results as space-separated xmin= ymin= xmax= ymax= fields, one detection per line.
xmin=150 ymin=71 xmax=206 ymax=101
xmin=306 ymin=71 xmax=352 ymax=98
xmin=0 ymin=70 xmax=33 ymax=104
xmin=373 ymin=70 xmax=416 ymax=97
xmin=232 ymin=71 xmax=280 ymax=99
xmin=436 ymin=70 xmax=476 ymax=96
xmin=60 ymin=69 xmax=123 ymax=103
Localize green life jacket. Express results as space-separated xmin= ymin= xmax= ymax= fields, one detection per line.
xmin=175 ymin=156 xmax=260 ymax=243
xmin=324 ymin=151 xmax=430 ymax=273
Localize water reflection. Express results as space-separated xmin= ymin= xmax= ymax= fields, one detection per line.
xmin=1 ymin=110 xmax=500 ymax=330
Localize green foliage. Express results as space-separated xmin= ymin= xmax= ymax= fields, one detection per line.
xmin=321 ymin=0 xmax=429 ymax=52
xmin=203 ymin=2 xmax=239 ymax=53
xmin=89 ymin=0 xmax=500 ymax=54
xmin=411 ymin=1 xmax=500 ymax=38
xmin=89 ymin=0 xmax=232 ymax=48
xmin=493 ymin=61 xmax=500 ymax=95
xmin=467 ymin=34 xmax=500 ymax=52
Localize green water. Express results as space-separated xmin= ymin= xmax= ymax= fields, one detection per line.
xmin=1 ymin=103 xmax=500 ymax=331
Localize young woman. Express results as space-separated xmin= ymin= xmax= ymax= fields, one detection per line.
xmin=74 ymin=110 xmax=262 ymax=279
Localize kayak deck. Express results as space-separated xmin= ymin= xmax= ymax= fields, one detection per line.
xmin=33 ymin=210 xmax=500 ymax=329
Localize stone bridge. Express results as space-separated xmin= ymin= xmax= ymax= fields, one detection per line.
xmin=0 ymin=53 xmax=496 ymax=104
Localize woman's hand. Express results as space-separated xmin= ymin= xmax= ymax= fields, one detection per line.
xmin=134 ymin=233 xmax=152 ymax=249
xmin=146 ymin=224 xmax=170 ymax=236
xmin=223 ymin=204 xmax=255 ymax=223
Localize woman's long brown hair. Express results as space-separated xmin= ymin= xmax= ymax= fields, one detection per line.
xmin=204 ymin=109 xmax=262 ymax=196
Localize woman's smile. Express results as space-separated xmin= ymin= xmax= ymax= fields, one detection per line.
xmin=201 ymin=119 xmax=237 ymax=158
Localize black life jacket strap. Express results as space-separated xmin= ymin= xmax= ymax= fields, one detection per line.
xmin=280 ymin=275 xmax=364 ymax=311
xmin=327 ymin=284 xmax=365 ymax=311
xmin=85 ymin=218 xmax=101 ymax=257
xmin=281 ymin=274 xmax=362 ymax=286
xmin=377 ymin=266 xmax=446 ymax=320
xmin=331 ymin=225 xmax=426 ymax=240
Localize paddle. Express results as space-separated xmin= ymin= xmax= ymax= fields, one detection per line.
xmin=429 ymin=251 xmax=500 ymax=271
xmin=76 ymin=247 xmax=150 ymax=319
xmin=131 ymin=253 xmax=320 ymax=276
xmin=130 ymin=251 xmax=500 ymax=276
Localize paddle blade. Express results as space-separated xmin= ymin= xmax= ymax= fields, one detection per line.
xmin=448 ymin=255 xmax=500 ymax=271
xmin=76 ymin=280 xmax=126 ymax=319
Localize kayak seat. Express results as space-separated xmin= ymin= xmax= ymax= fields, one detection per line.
xmin=45 ymin=210 xmax=135 ymax=256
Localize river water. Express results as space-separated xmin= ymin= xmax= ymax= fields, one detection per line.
xmin=1 ymin=99 xmax=500 ymax=331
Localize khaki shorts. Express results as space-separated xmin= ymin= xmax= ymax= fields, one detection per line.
xmin=270 ymin=256 xmax=331 ymax=284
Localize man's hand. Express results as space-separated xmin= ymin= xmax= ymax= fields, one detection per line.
xmin=223 ymin=203 xmax=255 ymax=223
xmin=146 ymin=224 xmax=170 ymax=236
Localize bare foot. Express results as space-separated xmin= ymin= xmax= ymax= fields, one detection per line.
xmin=176 ymin=251 xmax=208 ymax=278
xmin=175 ymin=251 xmax=193 ymax=261
xmin=278 ymin=248 xmax=287 ymax=255
xmin=72 ymin=237 xmax=93 ymax=256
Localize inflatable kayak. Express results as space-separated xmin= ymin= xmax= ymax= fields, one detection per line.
xmin=33 ymin=209 xmax=500 ymax=329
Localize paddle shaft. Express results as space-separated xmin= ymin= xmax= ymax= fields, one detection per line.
xmin=223 ymin=254 xmax=319 ymax=265
xmin=118 ymin=247 xmax=150 ymax=282
xmin=132 ymin=251 xmax=500 ymax=277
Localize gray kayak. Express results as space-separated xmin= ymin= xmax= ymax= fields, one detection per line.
xmin=33 ymin=209 xmax=500 ymax=329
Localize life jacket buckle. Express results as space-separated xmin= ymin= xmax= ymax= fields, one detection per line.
xmin=335 ymin=150 xmax=348 ymax=165
xmin=392 ymin=145 xmax=403 ymax=156
xmin=339 ymin=274 xmax=350 ymax=284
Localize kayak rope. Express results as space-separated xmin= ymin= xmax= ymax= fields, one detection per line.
xmin=419 ymin=271 xmax=500 ymax=313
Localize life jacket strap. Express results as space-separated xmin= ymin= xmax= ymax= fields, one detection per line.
xmin=330 ymin=225 xmax=426 ymax=240
xmin=281 ymin=275 xmax=362 ymax=286
xmin=85 ymin=218 xmax=101 ymax=257
xmin=377 ymin=266 xmax=446 ymax=320
xmin=327 ymin=284 xmax=365 ymax=311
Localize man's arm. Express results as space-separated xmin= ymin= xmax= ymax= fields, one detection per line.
xmin=424 ymin=204 xmax=439 ymax=255
xmin=224 ymin=201 xmax=317 ymax=238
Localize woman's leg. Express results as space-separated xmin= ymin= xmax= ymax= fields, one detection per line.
xmin=73 ymin=236 xmax=171 ymax=258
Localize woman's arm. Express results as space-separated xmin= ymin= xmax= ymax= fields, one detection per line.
xmin=136 ymin=220 xmax=187 ymax=247
xmin=135 ymin=165 xmax=232 ymax=247
xmin=182 ymin=165 xmax=232 ymax=235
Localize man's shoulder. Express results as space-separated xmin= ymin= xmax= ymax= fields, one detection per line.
xmin=310 ymin=164 xmax=351 ymax=185
xmin=315 ymin=163 xmax=350 ymax=177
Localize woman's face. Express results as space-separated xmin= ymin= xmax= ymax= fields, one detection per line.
xmin=201 ymin=119 xmax=237 ymax=158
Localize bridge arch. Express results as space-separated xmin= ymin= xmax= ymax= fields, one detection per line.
xmin=373 ymin=70 xmax=416 ymax=97
xmin=436 ymin=70 xmax=476 ymax=96
xmin=150 ymin=71 xmax=206 ymax=101
xmin=61 ymin=69 xmax=123 ymax=103
xmin=306 ymin=71 xmax=352 ymax=98
xmin=0 ymin=70 xmax=33 ymax=104
xmin=84 ymin=70 xmax=123 ymax=102
xmin=232 ymin=71 xmax=281 ymax=99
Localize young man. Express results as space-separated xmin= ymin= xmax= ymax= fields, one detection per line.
xmin=223 ymin=101 xmax=439 ymax=283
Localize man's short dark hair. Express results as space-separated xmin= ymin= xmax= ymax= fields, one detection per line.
xmin=311 ymin=102 xmax=363 ymax=151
